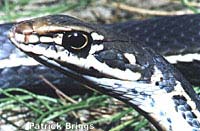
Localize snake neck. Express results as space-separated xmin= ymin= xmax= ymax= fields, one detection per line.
xmin=82 ymin=45 xmax=200 ymax=130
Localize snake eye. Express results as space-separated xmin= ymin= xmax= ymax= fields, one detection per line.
xmin=62 ymin=31 xmax=92 ymax=52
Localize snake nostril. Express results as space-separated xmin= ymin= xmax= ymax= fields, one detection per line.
xmin=155 ymin=81 xmax=159 ymax=86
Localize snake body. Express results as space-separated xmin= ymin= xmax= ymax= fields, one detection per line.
xmin=0 ymin=14 xmax=198 ymax=130
xmin=7 ymin=14 xmax=200 ymax=130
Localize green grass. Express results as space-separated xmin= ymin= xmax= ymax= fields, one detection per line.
xmin=181 ymin=0 xmax=200 ymax=13
xmin=0 ymin=88 xmax=151 ymax=131
xmin=0 ymin=0 xmax=94 ymax=22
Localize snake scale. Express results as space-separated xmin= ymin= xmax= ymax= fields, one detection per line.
xmin=1 ymin=14 xmax=200 ymax=130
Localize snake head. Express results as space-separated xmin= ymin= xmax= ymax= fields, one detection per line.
xmin=8 ymin=15 xmax=146 ymax=82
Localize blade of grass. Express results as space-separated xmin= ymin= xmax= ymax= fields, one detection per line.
xmin=0 ymin=88 xmax=44 ymax=114
xmin=181 ymin=0 xmax=200 ymax=13
xmin=37 ymin=95 xmax=109 ymax=123
xmin=109 ymin=119 xmax=135 ymax=131
xmin=88 ymin=108 xmax=133 ymax=125
xmin=0 ymin=88 xmax=59 ymax=110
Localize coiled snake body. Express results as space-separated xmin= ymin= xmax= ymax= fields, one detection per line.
xmin=2 ymin=14 xmax=200 ymax=130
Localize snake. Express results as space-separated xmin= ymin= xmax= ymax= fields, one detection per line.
xmin=1 ymin=14 xmax=200 ymax=130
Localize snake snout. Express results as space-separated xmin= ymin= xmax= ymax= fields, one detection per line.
xmin=8 ymin=21 xmax=38 ymax=44
xmin=14 ymin=21 xmax=34 ymax=34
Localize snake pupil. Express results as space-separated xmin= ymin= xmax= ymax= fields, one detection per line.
xmin=69 ymin=32 xmax=86 ymax=48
